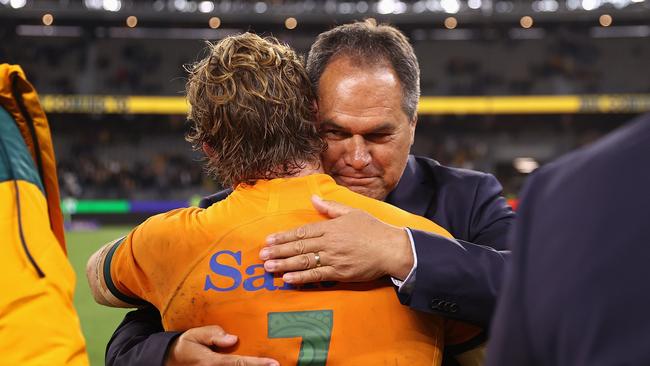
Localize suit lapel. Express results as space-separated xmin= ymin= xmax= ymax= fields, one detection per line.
xmin=385 ymin=155 xmax=437 ymax=217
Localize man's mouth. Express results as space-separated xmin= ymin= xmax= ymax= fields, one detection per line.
xmin=334 ymin=174 xmax=378 ymax=186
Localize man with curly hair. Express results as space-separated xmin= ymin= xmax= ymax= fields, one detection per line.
xmin=87 ymin=33 xmax=484 ymax=366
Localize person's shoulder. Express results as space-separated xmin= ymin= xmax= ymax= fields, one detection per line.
xmin=146 ymin=206 xmax=203 ymax=223
xmin=134 ymin=206 xmax=208 ymax=242
xmin=411 ymin=155 xmax=501 ymax=196
xmin=333 ymin=187 xmax=453 ymax=238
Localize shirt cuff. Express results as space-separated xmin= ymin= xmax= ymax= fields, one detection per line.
xmin=391 ymin=228 xmax=417 ymax=295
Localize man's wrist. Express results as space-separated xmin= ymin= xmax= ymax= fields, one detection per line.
xmin=386 ymin=226 xmax=415 ymax=280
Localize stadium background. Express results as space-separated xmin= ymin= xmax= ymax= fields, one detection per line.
xmin=1 ymin=0 xmax=649 ymax=364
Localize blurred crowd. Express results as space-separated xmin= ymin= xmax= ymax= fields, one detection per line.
xmin=52 ymin=117 xmax=217 ymax=200
xmin=57 ymin=153 xmax=208 ymax=200
xmin=51 ymin=114 xmax=623 ymax=200
xmin=2 ymin=26 xmax=641 ymax=200
xmin=433 ymin=38 xmax=603 ymax=95
xmin=1 ymin=30 xmax=648 ymax=96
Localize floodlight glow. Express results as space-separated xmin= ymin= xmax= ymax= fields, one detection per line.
xmin=533 ymin=0 xmax=559 ymax=11
xmin=357 ymin=1 xmax=369 ymax=12
xmin=441 ymin=0 xmax=460 ymax=13
xmin=413 ymin=0 xmax=427 ymax=12
xmin=254 ymin=1 xmax=268 ymax=13
xmin=566 ymin=0 xmax=581 ymax=9
xmin=514 ymin=158 xmax=539 ymax=174
xmin=208 ymin=16 xmax=220 ymax=28
xmin=426 ymin=0 xmax=442 ymax=12
xmin=468 ymin=0 xmax=482 ymax=9
xmin=42 ymin=13 xmax=54 ymax=25
xmin=284 ymin=17 xmax=297 ymax=29
xmin=444 ymin=16 xmax=458 ymax=29
xmin=394 ymin=1 xmax=408 ymax=13
xmin=126 ymin=15 xmax=137 ymax=27
xmin=174 ymin=0 xmax=187 ymax=11
xmin=581 ymin=0 xmax=601 ymax=10
xmin=599 ymin=13 xmax=612 ymax=26
xmin=198 ymin=1 xmax=214 ymax=12
xmin=10 ymin=0 xmax=26 ymax=8
xmin=610 ymin=0 xmax=630 ymax=8
xmin=219 ymin=0 xmax=232 ymax=12
xmin=85 ymin=0 xmax=103 ymax=9
xmin=377 ymin=0 xmax=397 ymax=14
xmin=152 ymin=0 xmax=165 ymax=11
xmin=339 ymin=2 xmax=353 ymax=14
xmin=103 ymin=0 xmax=121 ymax=11
xmin=495 ymin=1 xmax=514 ymax=12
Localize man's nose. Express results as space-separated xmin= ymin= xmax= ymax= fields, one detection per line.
xmin=345 ymin=135 xmax=372 ymax=170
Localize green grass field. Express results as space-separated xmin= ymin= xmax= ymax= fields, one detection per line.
xmin=67 ymin=226 xmax=133 ymax=366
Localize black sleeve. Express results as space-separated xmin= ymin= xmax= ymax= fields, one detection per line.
xmin=400 ymin=174 xmax=515 ymax=328
xmin=399 ymin=233 xmax=509 ymax=327
xmin=106 ymin=306 xmax=181 ymax=366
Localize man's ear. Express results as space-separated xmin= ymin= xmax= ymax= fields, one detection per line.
xmin=409 ymin=114 xmax=418 ymax=146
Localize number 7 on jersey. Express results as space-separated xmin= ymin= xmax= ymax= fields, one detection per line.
xmin=268 ymin=310 xmax=334 ymax=365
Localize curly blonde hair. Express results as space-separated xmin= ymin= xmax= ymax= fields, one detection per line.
xmin=186 ymin=33 xmax=325 ymax=187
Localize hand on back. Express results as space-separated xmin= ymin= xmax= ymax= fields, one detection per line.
xmin=166 ymin=325 xmax=279 ymax=366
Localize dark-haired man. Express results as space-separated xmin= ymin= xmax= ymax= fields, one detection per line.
xmin=107 ymin=21 xmax=513 ymax=366
xmin=89 ymin=32 xmax=485 ymax=366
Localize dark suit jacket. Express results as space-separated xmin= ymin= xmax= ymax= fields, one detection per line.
xmin=106 ymin=155 xmax=514 ymax=366
xmin=486 ymin=115 xmax=650 ymax=366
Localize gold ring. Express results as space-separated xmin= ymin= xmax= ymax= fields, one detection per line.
xmin=314 ymin=252 xmax=322 ymax=268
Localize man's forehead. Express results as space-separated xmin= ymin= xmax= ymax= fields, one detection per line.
xmin=316 ymin=56 xmax=411 ymax=130
xmin=321 ymin=69 xmax=400 ymax=97
xmin=324 ymin=53 xmax=392 ymax=74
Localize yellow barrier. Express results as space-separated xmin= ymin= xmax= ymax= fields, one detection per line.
xmin=40 ymin=94 xmax=650 ymax=115
xmin=40 ymin=95 xmax=188 ymax=115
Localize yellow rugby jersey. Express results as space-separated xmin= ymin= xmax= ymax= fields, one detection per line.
xmin=107 ymin=174 xmax=481 ymax=365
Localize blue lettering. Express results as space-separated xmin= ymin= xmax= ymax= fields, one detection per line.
xmin=203 ymin=250 xmax=338 ymax=292
xmin=277 ymin=280 xmax=297 ymax=290
xmin=204 ymin=250 xmax=242 ymax=292
xmin=243 ymin=264 xmax=277 ymax=291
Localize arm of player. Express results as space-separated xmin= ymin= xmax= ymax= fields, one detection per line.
xmin=86 ymin=237 xmax=143 ymax=308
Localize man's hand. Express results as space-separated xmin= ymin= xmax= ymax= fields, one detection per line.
xmin=166 ymin=325 xmax=279 ymax=366
xmin=260 ymin=196 xmax=414 ymax=284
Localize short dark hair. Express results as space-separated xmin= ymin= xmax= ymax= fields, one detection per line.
xmin=306 ymin=20 xmax=420 ymax=119
xmin=185 ymin=33 xmax=325 ymax=187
